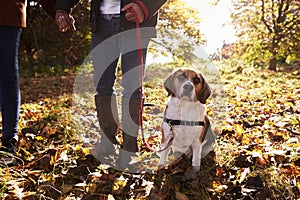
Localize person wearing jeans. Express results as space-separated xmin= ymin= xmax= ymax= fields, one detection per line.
xmin=0 ymin=0 xmax=27 ymax=165
xmin=54 ymin=0 xmax=167 ymax=172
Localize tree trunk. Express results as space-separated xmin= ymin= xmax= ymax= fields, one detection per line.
xmin=269 ymin=36 xmax=278 ymax=71
xmin=268 ymin=57 xmax=277 ymax=71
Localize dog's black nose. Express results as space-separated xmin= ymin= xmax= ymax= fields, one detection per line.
xmin=183 ymin=84 xmax=193 ymax=92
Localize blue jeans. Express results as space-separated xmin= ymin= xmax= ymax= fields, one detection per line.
xmin=92 ymin=15 xmax=150 ymax=99
xmin=0 ymin=26 xmax=22 ymax=143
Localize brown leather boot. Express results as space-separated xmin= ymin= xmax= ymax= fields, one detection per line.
xmin=119 ymin=97 xmax=141 ymax=172
xmin=94 ymin=94 xmax=119 ymax=164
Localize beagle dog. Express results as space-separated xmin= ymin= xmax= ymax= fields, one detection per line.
xmin=159 ymin=68 xmax=212 ymax=171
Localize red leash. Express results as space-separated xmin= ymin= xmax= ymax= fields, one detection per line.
xmin=129 ymin=8 xmax=173 ymax=153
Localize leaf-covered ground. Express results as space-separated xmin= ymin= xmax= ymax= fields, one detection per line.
xmin=0 ymin=61 xmax=299 ymax=199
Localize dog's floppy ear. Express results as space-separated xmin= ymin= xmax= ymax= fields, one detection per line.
xmin=164 ymin=71 xmax=176 ymax=96
xmin=198 ymin=74 xmax=211 ymax=104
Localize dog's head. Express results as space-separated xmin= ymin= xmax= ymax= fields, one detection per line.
xmin=164 ymin=68 xmax=211 ymax=103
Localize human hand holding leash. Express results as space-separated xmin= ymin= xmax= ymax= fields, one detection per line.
xmin=121 ymin=3 xmax=145 ymax=23
xmin=55 ymin=10 xmax=76 ymax=32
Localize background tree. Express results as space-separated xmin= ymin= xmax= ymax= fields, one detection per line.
xmin=230 ymin=0 xmax=300 ymax=70
xmin=153 ymin=0 xmax=206 ymax=63
xmin=19 ymin=0 xmax=91 ymax=75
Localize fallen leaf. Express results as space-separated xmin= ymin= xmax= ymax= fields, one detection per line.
xmin=35 ymin=136 xmax=44 ymax=141
xmin=216 ymin=166 xmax=226 ymax=178
xmin=175 ymin=191 xmax=189 ymax=200
xmin=234 ymin=124 xmax=244 ymax=137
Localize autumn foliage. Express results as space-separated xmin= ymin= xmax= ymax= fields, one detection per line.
xmin=1 ymin=60 xmax=299 ymax=199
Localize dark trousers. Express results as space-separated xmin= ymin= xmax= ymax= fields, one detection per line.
xmin=0 ymin=26 xmax=22 ymax=142
xmin=91 ymin=15 xmax=150 ymax=99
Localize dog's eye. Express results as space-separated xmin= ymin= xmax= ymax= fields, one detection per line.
xmin=177 ymin=74 xmax=186 ymax=81
xmin=193 ymin=77 xmax=201 ymax=85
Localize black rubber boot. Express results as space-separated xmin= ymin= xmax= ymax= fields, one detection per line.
xmin=119 ymin=97 xmax=141 ymax=172
xmin=0 ymin=138 xmax=18 ymax=166
xmin=94 ymin=94 xmax=120 ymax=164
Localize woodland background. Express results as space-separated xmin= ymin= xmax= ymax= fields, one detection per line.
xmin=1 ymin=0 xmax=299 ymax=199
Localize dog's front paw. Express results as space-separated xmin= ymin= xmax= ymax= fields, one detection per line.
xmin=184 ymin=168 xmax=198 ymax=180
xmin=192 ymin=166 xmax=200 ymax=172
xmin=158 ymin=164 xmax=166 ymax=170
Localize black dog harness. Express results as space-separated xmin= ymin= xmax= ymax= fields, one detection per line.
xmin=164 ymin=118 xmax=207 ymax=143
xmin=163 ymin=118 xmax=205 ymax=126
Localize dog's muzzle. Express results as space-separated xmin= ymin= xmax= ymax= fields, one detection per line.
xmin=183 ymin=83 xmax=193 ymax=92
xmin=180 ymin=82 xmax=195 ymax=99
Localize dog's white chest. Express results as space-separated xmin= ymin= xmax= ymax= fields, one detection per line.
xmin=163 ymin=98 xmax=205 ymax=153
